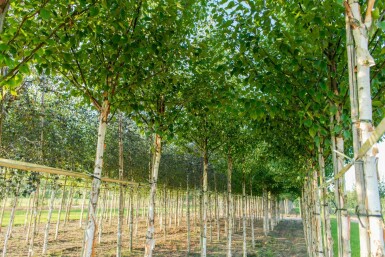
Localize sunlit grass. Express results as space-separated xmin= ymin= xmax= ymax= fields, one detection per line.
xmin=330 ymin=218 xmax=360 ymax=257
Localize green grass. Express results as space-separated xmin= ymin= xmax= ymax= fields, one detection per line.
xmin=330 ymin=218 xmax=360 ymax=257
xmin=1 ymin=209 xmax=87 ymax=227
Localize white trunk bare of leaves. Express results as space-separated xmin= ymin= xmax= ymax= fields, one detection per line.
xmin=2 ymin=184 xmax=19 ymax=257
xmin=0 ymin=193 xmax=7 ymax=232
xmin=83 ymin=97 xmax=110 ymax=257
xmin=250 ymin=182 xmax=255 ymax=249
xmin=312 ymin=170 xmax=324 ymax=257
xmin=42 ymin=186 xmax=56 ymax=255
xmin=28 ymin=183 xmax=40 ymax=257
xmin=79 ymin=186 xmax=87 ymax=228
xmin=187 ymin=173 xmax=191 ymax=255
xmin=318 ymin=145 xmax=333 ymax=257
xmin=117 ymin=113 xmax=124 ymax=257
xmin=144 ymin=133 xmax=162 ymax=257
xmin=129 ymin=187 xmax=134 ymax=252
xmin=242 ymin=171 xmax=247 ymax=257
xmin=346 ymin=0 xmax=385 ymax=255
xmin=201 ymin=145 xmax=208 ymax=257
xmin=55 ymin=177 xmax=67 ymax=240
xmin=345 ymin=5 xmax=370 ymax=255
xmin=263 ymin=189 xmax=269 ymax=236
xmin=226 ymin=150 xmax=233 ymax=257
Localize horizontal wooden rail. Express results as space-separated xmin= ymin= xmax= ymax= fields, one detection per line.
xmin=0 ymin=158 xmax=141 ymax=186
xmin=325 ymin=116 xmax=385 ymax=186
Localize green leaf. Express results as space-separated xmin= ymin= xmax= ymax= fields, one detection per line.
xmin=304 ymin=119 xmax=312 ymax=127
xmin=378 ymin=21 xmax=385 ymax=31
xmin=309 ymin=126 xmax=317 ymax=138
xmin=40 ymin=9 xmax=50 ymax=20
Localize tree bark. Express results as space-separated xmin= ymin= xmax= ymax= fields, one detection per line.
xmin=187 ymin=173 xmax=191 ymax=255
xmin=42 ymin=186 xmax=56 ymax=255
xmin=28 ymin=182 xmax=40 ymax=257
xmin=250 ymin=181 xmax=255 ymax=250
xmin=55 ymin=177 xmax=67 ymax=240
xmin=0 ymin=0 xmax=10 ymax=33
xmin=144 ymin=133 xmax=162 ymax=257
xmin=318 ymin=145 xmax=333 ymax=257
xmin=117 ymin=113 xmax=124 ymax=257
xmin=242 ymin=170 xmax=247 ymax=257
xmin=200 ymin=143 xmax=209 ymax=257
xmin=129 ymin=187 xmax=134 ymax=252
xmin=346 ymin=0 xmax=384 ymax=255
xmin=263 ymin=189 xmax=269 ymax=236
xmin=79 ymin=186 xmax=87 ymax=228
xmin=226 ymin=149 xmax=233 ymax=257
xmin=83 ymin=97 xmax=110 ymax=257
xmin=2 ymin=184 xmax=19 ymax=257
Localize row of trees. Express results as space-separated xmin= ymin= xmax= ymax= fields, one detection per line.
xmin=0 ymin=0 xmax=384 ymax=256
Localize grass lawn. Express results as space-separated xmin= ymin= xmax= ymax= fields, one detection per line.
xmin=1 ymin=209 xmax=87 ymax=227
xmin=331 ymin=218 xmax=360 ymax=257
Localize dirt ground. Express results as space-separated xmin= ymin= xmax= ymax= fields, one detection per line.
xmin=1 ymin=216 xmax=307 ymax=256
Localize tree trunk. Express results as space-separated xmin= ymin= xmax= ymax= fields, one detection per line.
xmin=214 ymin=172 xmax=220 ymax=241
xmin=79 ymin=186 xmax=87 ymax=228
xmin=242 ymin=171 xmax=247 ymax=257
xmin=117 ymin=113 xmax=124 ymax=257
xmin=250 ymin=181 xmax=255 ymax=250
xmin=187 ymin=173 xmax=191 ymax=255
xmin=144 ymin=133 xmax=162 ymax=257
xmin=312 ymin=169 xmax=324 ymax=257
xmin=55 ymin=176 xmax=67 ymax=240
xmin=2 ymin=186 xmax=19 ymax=257
xmin=83 ymin=97 xmax=110 ymax=257
xmin=42 ymin=186 xmax=56 ymax=255
xmin=346 ymin=1 xmax=384 ymax=255
xmin=226 ymin=149 xmax=233 ymax=257
xmin=200 ymin=141 xmax=209 ymax=257
xmin=318 ymin=145 xmax=333 ymax=257
xmin=24 ymin=194 xmax=32 ymax=229
xmin=263 ymin=189 xmax=269 ymax=236
xmin=163 ymin=184 xmax=167 ymax=241
xmin=129 ymin=187 xmax=134 ymax=252
xmin=64 ymin=185 xmax=73 ymax=225
xmin=0 ymin=0 xmax=10 ymax=33
xmin=0 ymin=192 xmax=7 ymax=232
xmin=98 ymin=188 xmax=107 ymax=244
xmin=28 ymin=182 xmax=40 ymax=257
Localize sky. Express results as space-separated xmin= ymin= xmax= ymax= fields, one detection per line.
xmin=345 ymin=141 xmax=385 ymax=191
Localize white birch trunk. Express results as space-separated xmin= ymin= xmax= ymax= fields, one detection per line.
xmin=226 ymin=150 xmax=233 ymax=257
xmin=201 ymin=145 xmax=209 ymax=257
xmin=55 ymin=177 xmax=67 ymax=240
xmin=346 ymin=0 xmax=384 ymax=255
xmin=28 ymin=183 xmax=40 ymax=257
xmin=79 ymin=186 xmax=87 ymax=228
xmin=83 ymin=97 xmax=110 ymax=257
xmin=117 ymin=113 xmax=124 ymax=257
xmin=144 ymin=133 xmax=162 ymax=257
xmin=312 ymin=170 xmax=324 ymax=257
xmin=242 ymin=171 xmax=247 ymax=257
xmin=318 ymin=145 xmax=333 ymax=257
xmin=42 ymin=187 xmax=56 ymax=255
xmin=263 ymin=189 xmax=269 ymax=236
xmin=345 ymin=6 xmax=370 ymax=255
xmin=129 ymin=187 xmax=134 ymax=252
xmin=187 ymin=174 xmax=191 ymax=254
xmin=0 ymin=193 xmax=7 ymax=232
xmin=2 ymin=189 xmax=18 ymax=257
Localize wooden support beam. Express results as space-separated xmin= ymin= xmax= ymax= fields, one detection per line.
xmin=324 ymin=116 xmax=385 ymax=187
xmin=0 ymin=158 xmax=141 ymax=186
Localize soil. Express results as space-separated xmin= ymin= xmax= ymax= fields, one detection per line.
xmin=1 ymin=216 xmax=307 ymax=256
